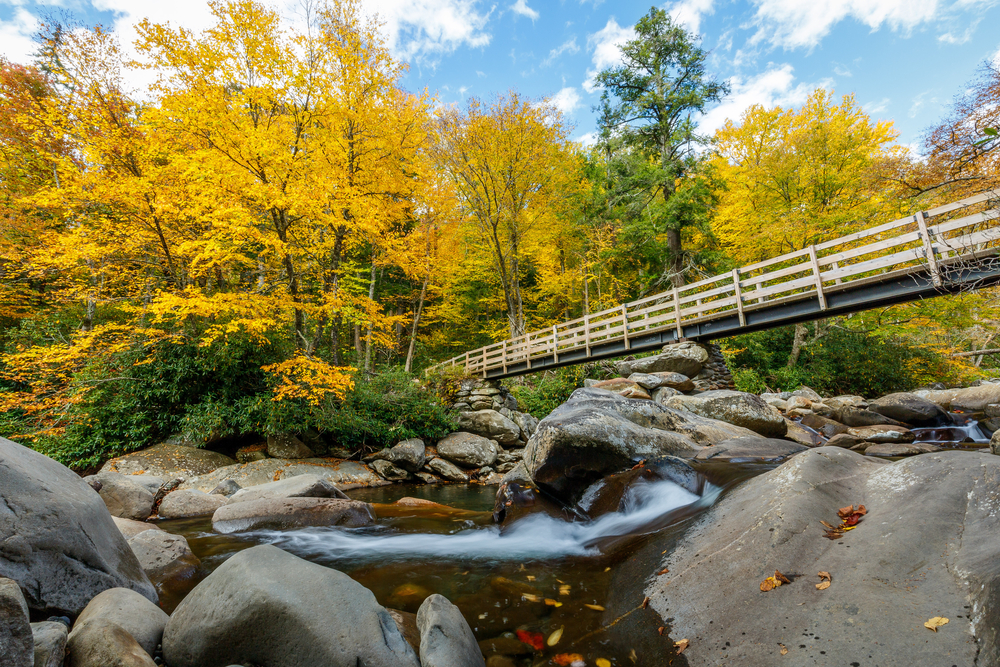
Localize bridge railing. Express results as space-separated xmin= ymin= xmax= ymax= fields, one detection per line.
xmin=432 ymin=190 xmax=1000 ymax=377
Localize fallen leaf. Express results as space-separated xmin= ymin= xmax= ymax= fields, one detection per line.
xmin=526 ymin=575 xmax=536 ymax=581
xmin=596 ymin=660 xmax=612 ymax=667
xmin=657 ymin=568 xmax=670 ymax=575
xmin=629 ymin=649 xmax=637 ymax=662
xmin=658 ymin=626 xmax=665 ymax=635
xmin=584 ymin=604 xmax=605 ymax=611
xmin=641 ymin=596 xmax=650 ymax=609
xmin=553 ymin=654 xmax=583 ymax=666
xmin=604 ymin=567 xmax=611 ymax=572
xmin=779 ymin=643 xmax=788 ymax=655
xmin=820 ymin=520 xmax=838 ymax=530
xmin=815 ymin=581 xmax=831 ymax=590
xmin=547 ymin=626 xmax=564 ymax=646
xmin=544 ymin=598 xmax=563 ymax=607
xmin=522 ymin=594 xmax=541 ymax=602
xmin=760 ymin=577 xmax=777 ymax=592
xmin=675 ymin=639 xmax=690 ymax=655
xmin=818 ymin=571 xmax=831 ymax=582
xmin=516 ymin=629 xmax=544 ymax=650
xmin=837 ymin=505 xmax=855 ymax=518
xmin=774 ymin=570 xmax=791 ymax=584
xmin=925 ymin=617 xmax=949 ymax=632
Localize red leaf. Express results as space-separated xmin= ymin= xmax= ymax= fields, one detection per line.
xmin=516 ymin=630 xmax=544 ymax=651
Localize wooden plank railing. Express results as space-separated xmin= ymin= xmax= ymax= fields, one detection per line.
xmin=431 ymin=190 xmax=1000 ymax=377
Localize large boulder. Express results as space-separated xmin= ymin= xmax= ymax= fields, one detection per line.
xmin=100 ymin=443 xmax=235 ymax=478
xmin=846 ymin=424 xmax=915 ymax=443
xmin=126 ymin=531 xmax=200 ymax=591
xmin=111 ymin=517 xmax=162 ymax=540
xmin=83 ymin=473 xmax=155 ymax=521
xmin=835 ymin=406 xmax=904 ymax=428
xmin=437 ymin=433 xmax=500 ymax=468
xmin=384 ymin=439 xmax=427 ymax=472
xmin=0 ymin=577 xmax=32 ymax=667
xmin=916 ymin=383 xmax=1000 ymax=412
xmin=456 ymin=411 xmax=522 ymax=448
xmin=869 ymin=392 xmax=950 ymax=426
xmin=642 ymin=448 xmax=1000 ymax=665
xmin=370 ymin=459 xmax=412 ymax=482
xmin=616 ymin=341 xmax=709 ymax=378
xmin=65 ymin=618 xmax=156 ymax=667
xmin=177 ymin=458 xmax=382 ymax=493
xmin=0 ymin=438 xmax=156 ymax=616
xmin=157 ymin=489 xmax=227 ymax=519
xmin=266 ymin=433 xmax=314 ymax=459
xmin=662 ymin=390 xmax=787 ymax=438
xmin=226 ymin=474 xmax=350 ymax=504
xmin=425 ymin=458 xmax=470 ymax=482
xmin=417 ymin=594 xmax=486 ymax=667
xmin=162 ymin=545 xmax=420 ymax=667
xmin=509 ymin=411 xmax=539 ymax=441
xmin=71 ymin=588 xmax=167 ymax=658
xmin=31 ymin=621 xmax=68 ymax=667
xmin=211 ymin=497 xmax=375 ymax=533
xmin=693 ymin=436 xmax=807 ymax=461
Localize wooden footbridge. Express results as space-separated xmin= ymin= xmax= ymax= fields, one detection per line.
xmin=433 ymin=190 xmax=1000 ymax=380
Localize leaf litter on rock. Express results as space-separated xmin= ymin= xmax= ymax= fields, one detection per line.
xmin=925 ymin=617 xmax=949 ymax=632
xmin=816 ymin=571 xmax=832 ymax=590
xmin=822 ymin=504 xmax=867 ymax=539
xmin=760 ymin=570 xmax=792 ymax=592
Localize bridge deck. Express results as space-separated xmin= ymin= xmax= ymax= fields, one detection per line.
xmin=431 ymin=190 xmax=1000 ymax=380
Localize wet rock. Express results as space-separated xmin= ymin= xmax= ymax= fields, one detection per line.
xmin=1 ymin=577 xmax=32 ymax=667
xmin=388 ymin=608 xmax=421 ymax=654
xmin=266 ymin=433 xmax=314 ymax=459
xmin=825 ymin=432 xmax=861 ymax=449
xmin=509 ymin=411 xmax=539 ymax=441
xmin=0 ymin=437 xmax=156 ymax=616
xmin=784 ymin=395 xmax=812 ymax=410
xmin=162 ymin=544 xmax=420 ymax=667
xmin=869 ymin=392 xmax=950 ymax=426
xmin=210 ymin=479 xmax=241 ymax=496
xmin=110 ymin=517 xmax=161 ymax=540
xmin=783 ymin=419 xmax=823 ymax=446
xmin=227 ymin=474 xmax=350 ymax=504
xmin=847 ymin=424 xmax=915 ymax=443
xmin=82 ymin=473 xmax=155 ymax=521
xmin=212 ymin=497 xmax=374 ymax=533
xmin=991 ymin=429 xmax=1000 ymax=455
xmin=693 ymin=436 xmax=807 ymax=461
xmin=662 ymin=390 xmax=787 ymax=438
xmin=100 ymin=443 xmax=236 ymax=478
xmin=385 ymin=439 xmax=427 ymax=472
xmin=178 ymin=458 xmax=383 ymax=493
xmin=371 ymin=459 xmax=413 ymax=482
xmin=65 ymin=618 xmax=156 ymax=667
xmin=437 ymin=432 xmax=500 ymax=468
xmin=576 ymin=457 xmax=702 ymax=519
xmin=425 ymin=458 xmax=470 ymax=482
xmin=71 ymin=588 xmax=168 ymax=658
xmin=644 ymin=448 xmax=1000 ymax=666
xmin=157 ymin=489 xmax=227 ymax=519
xmin=836 ymin=406 xmax=904 ymax=427
xmin=457 ymin=411 xmax=522 ymax=447
xmin=417 ymin=594 xmax=486 ymax=667
xmin=616 ymin=341 xmax=709 ymax=378
xmin=478 ymin=635 xmax=534 ymax=658
xmin=799 ymin=412 xmax=849 ymax=438
xmin=864 ymin=442 xmax=942 ymax=456
xmin=126 ymin=531 xmax=200 ymax=591
xmin=415 ymin=472 xmax=440 ymax=484
xmin=31 ymin=621 xmax=67 ymax=667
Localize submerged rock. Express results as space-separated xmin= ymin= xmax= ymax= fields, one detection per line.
xmin=162 ymin=545 xmax=420 ymax=667
xmin=0 ymin=437 xmax=156 ymax=616
xmin=211 ymin=497 xmax=375 ymax=533
xmin=100 ymin=443 xmax=236 ymax=478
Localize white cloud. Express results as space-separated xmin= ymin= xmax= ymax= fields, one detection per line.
xmin=542 ymin=37 xmax=579 ymax=66
xmin=749 ymin=0 xmax=939 ymax=50
xmin=510 ymin=0 xmax=539 ymax=20
xmin=573 ymin=131 xmax=598 ymax=146
xmin=698 ymin=64 xmax=829 ymax=134
xmin=668 ymin=0 xmax=714 ymax=36
xmin=909 ymin=90 xmax=940 ymax=118
xmin=583 ymin=17 xmax=634 ymax=93
xmin=0 ymin=7 xmax=40 ymax=65
xmin=549 ymin=86 xmax=582 ymax=115
xmin=362 ymin=0 xmax=493 ymax=65
xmin=833 ymin=63 xmax=852 ymax=76
xmin=864 ymin=97 xmax=891 ymax=114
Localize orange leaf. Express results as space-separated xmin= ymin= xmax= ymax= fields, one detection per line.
xmin=553 ymin=654 xmax=583 ymax=666
xmin=675 ymin=638 xmax=690 ymax=654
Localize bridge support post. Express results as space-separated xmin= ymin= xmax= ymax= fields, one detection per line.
xmin=732 ymin=268 xmax=746 ymax=326
xmin=807 ymin=245 xmax=828 ymax=310
xmin=621 ymin=305 xmax=630 ymax=350
xmin=916 ymin=211 xmax=942 ymax=287
xmin=552 ymin=325 xmax=560 ymax=362
xmin=672 ymin=288 xmax=683 ymax=341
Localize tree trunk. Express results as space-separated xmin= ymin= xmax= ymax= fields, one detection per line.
xmin=405 ymin=272 xmax=430 ymax=373
xmin=363 ymin=264 xmax=377 ymax=375
xmin=787 ymin=323 xmax=808 ymax=367
xmin=666 ymin=227 xmax=684 ymax=288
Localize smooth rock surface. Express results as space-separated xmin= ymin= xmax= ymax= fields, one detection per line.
xmin=869 ymin=392 xmax=950 ymax=426
xmin=417 ymin=594 xmax=485 ymax=667
xmin=799 ymin=413 xmax=849 ymax=438
xmin=863 ymin=442 xmax=942 ymax=456
xmin=385 ymin=439 xmax=427 ymax=472
xmin=371 ymin=459 xmax=412 ymax=481
xmin=437 ymin=432 xmax=500 ymax=468
xmin=110 ymin=517 xmax=161 ymax=540
xmin=916 ymin=383 xmax=1000 ymax=411
xmin=509 ymin=412 xmax=539 ymax=441
xmin=456 ymin=411 xmax=522 ymax=448
xmin=65 ymin=619 xmax=156 ymax=667
xmin=846 ymin=424 xmax=915 ymax=443
xmin=212 ymin=497 xmax=374 ymax=533
xmin=663 ymin=390 xmax=787 ymax=438
xmin=1 ymin=577 xmax=32 ymax=667
xmin=162 ymin=545 xmax=420 ymax=667
xmin=178 ymin=458 xmax=382 ymax=493
xmin=71 ymin=588 xmax=168 ymax=658
xmin=100 ymin=443 xmax=235 ymax=478
xmin=0 ymin=437 xmax=156 ymax=616
xmin=126 ymin=531 xmax=199 ymax=589
xmin=31 ymin=621 xmax=67 ymax=667
xmin=835 ymin=406 xmax=904 ymax=427
xmin=425 ymin=458 xmax=470 ymax=482
xmin=226 ymin=474 xmax=350 ymax=504
xmin=616 ymin=342 xmax=709 ymax=378
xmin=266 ymin=433 xmax=314 ymax=459
xmin=83 ymin=473 xmax=155 ymax=521
xmin=644 ymin=448 xmax=1000 ymax=666
xmin=157 ymin=489 xmax=226 ymax=519
xmin=693 ymin=436 xmax=807 ymax=461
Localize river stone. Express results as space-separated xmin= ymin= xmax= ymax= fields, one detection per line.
xmin=111 ymin=517 xmax=161 ymax=540
xmin=157 ymin=489 xmax=227 ymax=519
xmin=371 ymin=459 xmax=412 ymax=481
xmin=863 ymin=442 xmax=942 ymax=456
xmin=100 ymin=443 xmax=236 ymax=478
xmin=651 ymin=386 xmax=681 ymax=405
xmin=0 ymin=438 xmax=156 ymax=616
xmin=71 ymin=588 xmax=168 ymax=658
xmin=456 ymin=411 xmax=522 ymax=448
xmin=1 ymin=577 xmax=32 ymax=667
xmin=437 ymin=432 xmax=500 ymax=468
xmin=212 ymin=497 xmax=375 ymax=533
xmin=177 ymin=458 xmax=382 ymax=493
xmin=835 ymin=406 xmax=904 ymax=427
xmin=916 ymin=384 xmax=1000 ymax=411
xmin=210 ymin=479 xmax=241 ymax=496
xmin=847 ymin=424 xmax=915 ymax=443
xmin=227 ymin=474 xmax=350 ymax=504
xmin=385 ymin=439 xmax=427 ymax=472
xmin=790 ymin=385 xmax=822 ymax=401
xmin=616 ymin=342 xmax=709 ymax=378
xmin=126 ymin=530 xmax=199 ymax=591
xmin=825 ymin=433 xmax=862 ymax=449
xmin=799 ymin=412 xmax=849 ymax=438
xmin=693 ymin=436 xmax=807 ymax=461
xmin=869 ymin=392 xmax=950 ymax=426
xmin=266 ymin=433 xmax=313 ymax=459
xmin=662 ymin=390 xmax=787 ymax=438
xmin=992 ymin=429 xmax=1000 ymax=455
xmin=641 ymin=448 xmax=1000 ymax=666
xmin=65 ymin=618 xmax=156 ymax=667
xmin=654 ymin=371 xmax=695 ymax=392
xmin=162 ymin=545 xmax=420 ymax=667
xmin=425 ymin=458 xmax=470 ymax=482
xmin=31 ymin=621 xmax=68 ymax=667
xmin=783 ymin=419 xmax=823 ymax=446
xmin=417 ymin=594 xmax=486 ymax=667
xmin=81 ymin=473 xmax=155 ymax=521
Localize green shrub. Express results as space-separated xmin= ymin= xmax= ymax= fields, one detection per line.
xmin=509 ymin=366 xmax=591 ymax=419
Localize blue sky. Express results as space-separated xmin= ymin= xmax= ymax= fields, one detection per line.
xmin=2 ymin=0 xmax=999 ymax=149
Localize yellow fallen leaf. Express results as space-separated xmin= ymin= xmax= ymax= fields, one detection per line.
xmin=760 ymin=576 xmax=777 ymax=591
xmin=585 ymin=604 xmax=605 ymax=611
xmin=526 ymin=575 xmax=535 ymax=581
xmin=547 ymin=626 xmax=564 ymax=646
xmin=817 ymin=571 xmax=831 ymax=582
xmin=816 ymin=581 xmax=831 ymax=590
xmin=544 ymin=598 xmax=563 ymax=607
xmin=675 ymin=638 xmax=690 ymax=654
xmin=522 ymin=594 xmax=541 ymax=602
xmin=925 ymin=617 xmax=949 ymax=632
xmin=779 ymin=643 xmax=788 ymax=655
xmin=596 ymin=660 xmax=611 ymax=667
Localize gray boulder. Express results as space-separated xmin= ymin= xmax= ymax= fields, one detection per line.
xmin=869 ymin=392 xmax=949 ymax=426
xmin=210 ymin=479 xmax=241 ymax=496
xmin=456 ymin=411 xmax=522 ymax=447
xmin=100 ymin=443 xmax=235 ymax=478
xmin=82 ymin=473 xmax=155 ymax=521
xmin=835 ymin=406 xmax=904 ymax=427
xmin=437 ymin=432 xmax=500 ymax=468
xmin=211 ymin=497 xmax=374 ymax=533
xmin=992 ymin=429 xmax=1000 ymax=455
xmin=371 ymin=459 xmax=412 ymax=482
xmin=65 ymin=618 xmax=156 ymax=667
xmin=0 ymin=437 xmax=156 ymax=616
xmin=847 ymin=424 xmax=915 ymax=443
xmin=162 ymin=545 xmax=420 ymax=667
xmin=31 ymin=621 xmax=68 ymax=667
xmin=799 ymin=412 xmax=849 ymax=438
xmin=71 ymin=588 xmax=168 ymax=658
xmin=266 ymin=433 xmax=314 ymax=459
xmin=616 ymin=341 xmax=709 ymax=378
xmin=110 ymin=517 xmax=161 ymax=540
xmin=643 ymin=448 xmax=1000 ymax=665
xmin=157 ymin=489 xmax=227 ymax=519
xmin=226 ymin=474 xmax=350 ymax=504
xmin=693 ymin=436 xmax=807 ymax=461
xmin=177 ymin=458 xmax=382 ymax=493
xmin=1 ymin=577 xmax=32 ymax=667
xmin=386 ymin=439 xmax=427 ymax=472
xmin=510 ymin=411 xmax=539 ymax=441
xmin=126 ymin=531 xmax=200 ymax=589
xmin=916 ymin=384 xmax=1000 ymax=411
xmin=790 ymin=385 xmax=822 ymax=401
xmin=651 ymin=386 xmax=681 ymax=405
xmin=417 ymin=594 xmax=485 ymax=667
xmin=425 ymin=458 xmax=470 ymax=482
xmin=663 ymin=390 xmax=787 ymax=438
xmin=863 ymin=442 xmax=942 ymax=456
